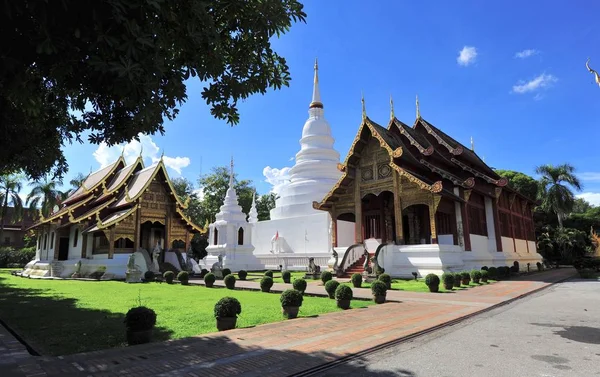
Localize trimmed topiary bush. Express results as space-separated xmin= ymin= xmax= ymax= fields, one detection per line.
xmin=487 ymin=267 xmax=497 ymax=279
xmin=163 ymin=271 xmax=174 ymax=284
xmin=470 ymin=269 xmax=482 ymax=284
xmin=536 ymin=262 xmax=543 ymax=272
xmin=282 ymin=270 xmax=291 ymax=283
xmin=238 ymin=270 xmax=247 ymax=280
xmin=214 ymin=297 xmax=241 ymax=331
xmin=351 ymin=273 xmax=362 ymax=288
xmin=200 ymin=269 xmax=209 ymax=278
xmin=378 ymin=273 xmax=392 ymax=289
xmin=460 ymin=271 xmax=471 ymax=285
xmin=371 ymin=280 xmax=387 ymax=303
xmin=224 ymin=274 xmax=236 ymax=289
xmin=204 ymin=272 xmax=216 ymax=287
xmin=481 ymin=269 xmax=489 ymax=283
xmin=481 ymin=266 xmax=489 ymax=271
xmin=321 ymin=270 xmax=333 ymax=284
xmin=324 ymin=280 xmax=340 ymax=299
xmin=222 ymin=268 xmax=231 ymax=277
xmin=425 ymin=273 xmax=440 ymax=292
xmin=264 ymin=270 xmax=274 ymax=278
xmin=335 ymin=284 xmax=353 ymax=309
xmin=293 ymin=278 xmax=307 ymax=294
xmin=177 ymin=271 xmax=189 ymax=285
xmin=453 ymin=272 xmax=462 ymax=287
xmin=260 ymin=276 xmax=274 ymax=292
xmin=144 ymin=271 xmax=155 ymax=282
xmin=124 ymin=306 xmax=156 ymax=345
xmin=513 ymin=261 xmax=520 ymax=273
xmin=441 ymin=273 xmax=454 ymax=290
xmin=280 ymin=289 xmax=303 ymax=319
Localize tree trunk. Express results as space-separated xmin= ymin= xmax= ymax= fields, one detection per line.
xmin=0 ymin=187 xmax=9 ymax=246
xmin=557 ymin=212 xmax=563 ymax=229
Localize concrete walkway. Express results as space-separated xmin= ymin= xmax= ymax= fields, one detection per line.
xmin=0 ymin=268 xmax=575 ymax=377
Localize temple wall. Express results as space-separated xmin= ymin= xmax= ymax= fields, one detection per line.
xmin=515 ymin=239 xmax=528 ymax=254
xmin=501 ymin=236 xmax=515 ymax=253
xmin=438 ymin=234 xmax=454 ymax=246
xmin=336 ymin=220 xmax=355 ymax=248
xmin=469 ymin=234 xmax=490 ymax=253
xmin=67 ymin=225 xmax=83 ymax=260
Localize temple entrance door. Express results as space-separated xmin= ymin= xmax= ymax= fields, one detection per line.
xmin=58 ymin=237 xmax=69 ymax=260
xmin=140 ymin=221 xmax=165 ymax=251
xmin=361 ymin=191 xmax=395 ymax=243
xmin=364 ymin=211 xmax=382 ymax=240
xmin=402 ymin=204 xmax=431 ymax=245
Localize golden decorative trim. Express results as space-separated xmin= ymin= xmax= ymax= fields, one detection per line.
xmin=431 ymin=194 xmax=442 ymax=213
xmin=419 ymin=120 xmax=462 ymax=155
xmin=392 ymin=147 xmax=403 ymax=158
xmin=105 ymin=157 xmax=142 ymax=196
xmin=125 ymin=185 xmax=132 ymax=202
xmin=463 ymin=189 xmax=472 ymax=202
xmin=97 ymin=205 xmax=139 ymax=230
xmin=494 ymin=187 xmax=503 ymax=204
xmin=450 ymin=157 xmax=505 ymax=186
xmin=126 ymin=160 xmax=189 ymax=209
xmin=396 ymin=121 xmax=431 ymax=155
xmin=75 ymin=198 xmax=117 ymax=223
xmin=337 ymin=163 xmax=346 ymax=172
xmin=174 ymin=207 xmax=204 ymax=233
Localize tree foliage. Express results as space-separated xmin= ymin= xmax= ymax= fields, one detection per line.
xmin=26 ymin=178 xmax=61 ymax=218
xmin=537 ymin=226 xmax=591 ymax=264
xmin=0 ymin=0 xmax=306 ymax=180
xmin=198 ymin=166 xmax=254 ymax=223
xmin=536 ymin=164 xmax=583 ymax=228
xmin=257 ymin=193 xmax=277 ymax=221
xmin=494 ymin=169 xmax=538 ymax=200
xmin=0 ymin=174 xmax=24 ymax=243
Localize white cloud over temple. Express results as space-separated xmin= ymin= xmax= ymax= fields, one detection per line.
xmin=512 ymin=73 xmax=557 ymax=94
xmin=457 ymin=46 xmax=477 ymax=66
xmin=262 ymin=165 xmax=291 ymax=194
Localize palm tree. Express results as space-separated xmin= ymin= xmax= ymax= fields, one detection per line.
xmin=69 ymin=173 xmax=87 ymax=190
xmin=536 ymin=163 xmax=583 ymax=228
xmin=0 ymin=174 xmax=24 ymax=245
xmin=27 ymin=178 xmax=61 ymax=218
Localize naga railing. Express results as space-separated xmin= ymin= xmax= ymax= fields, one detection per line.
xmin=337 ymin=243 xmax=365 ymax=276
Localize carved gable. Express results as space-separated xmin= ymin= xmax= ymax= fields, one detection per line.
xmin=360 ymin=139 xmax=392 ymax=183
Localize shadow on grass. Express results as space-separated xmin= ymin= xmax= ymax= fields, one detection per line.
xmin=0 ymin=276 xmax=174 ymax=356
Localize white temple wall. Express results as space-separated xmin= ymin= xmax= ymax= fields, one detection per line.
xmin=515 ymin=239 xmax=528 ymax=254
xmin=469 ymin=234 xmax=489 ymax=253
xmin=67 ymin=225 xmax=83 ymax=260
xmin=336 ymin=220 xmax=355 ymax=248
xmin=379 ymin=244 xmax=465 ymax=278
xmin=438 ymin=234 xmax=454 ymax=246
xmin=501 ymin=236 xmax=515 ymax=253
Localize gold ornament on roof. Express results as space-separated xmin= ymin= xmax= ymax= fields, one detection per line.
xmin=586 ymin=58 xmax=600 ymax=87
xmin=361 ymin=92 xmax=366 ymax=120
xmin=390 ymin=95 xmax=395 ymax=119
xmin=125 ymin=185 xmax=132 ymax=202
xmin=416 ymin=95 xmax=420 ymax=119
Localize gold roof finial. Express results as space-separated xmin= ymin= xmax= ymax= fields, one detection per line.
xmin=361 ymin=92 xmax=366 ymax=120
xmin=390 ymin=95 xmax=395 ymax=119
xmin=160 ymin=149 xmax=164 ymax=160
xmin=139 ymin=145 xmax=143 ymax=157
xmin=586 ymin=58 xmax=600 ymax=87
xmin=120 ymin=147 xmax=125 ymax=158
xmin=309 ymin=57 xmax=323 ymax=109
xmin=416 ymin=95 xmax=420 ymax=119
xmin=470 ymin=136 xmax=475 ymax=151
xmin=229 ymin=155 xmax=234 ymax=188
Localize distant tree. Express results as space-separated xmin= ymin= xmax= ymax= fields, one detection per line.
xmin=257 ymin=193 xmax=278 ymax=221
xmin=0 ymin=174 xmax=24 ymax=244
xmin=171 ymin=177 xmax=208 ymax=260
xmin=536 ymin=164 xmax=583 ymax=228
xmin=69 ymin=173 xmax=87 ymax=190
xmin=537 ymin=226 xmax=591 ymax=266
xmin=494 ymin=169 xmax=538 ymax=200
xmin=26 ymin=178 xmax=61 ymax=218
xmin=1 ymin=1 xmax=306 ymax=181
xmin=198 ymin=166 xmax=255 ymax=224
xmin=571 ymin=198 xmax=593 ymax=214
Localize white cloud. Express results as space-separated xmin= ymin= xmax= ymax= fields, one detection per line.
xmin=580 ymin=172 xmax=600 ymax=182
xmin=192 ymin=188 xmax=205 ymax=201
xmin=515 ymin=49 xmax=539 ymax=59
xmin=512 ymin=73 xmax=557 ymax=94
xmin=263 ymin=166 xmax=291 ymax=194
xmin=289 ymin=156 xmax=295 ymax=161
xmin=92 ymin=133 xmax=191 ymax=175
xmin=457 ymin=46 xmax=477 ymax=66
xmin=577 ymin=192 xmax=600 ymax=206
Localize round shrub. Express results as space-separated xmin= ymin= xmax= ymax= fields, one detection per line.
xmin=214 ymin=297 xmax=242 ymax=318
xmin=163 ymin=271 xmax=174 ymax=284
xmin=222 ymin=268 xmax=231 ymax=277
xmin=224 ymin=274 xmax=236 ymax=289
xmin=280 ymin=289 xmax=303 ymax=307
xmin=238 ymin=270 xmax=247 ymax=280
xmin=293 ymin=278 xmax=307 ymax=293
xmin=177 ymin=271 xmax=189 ymax=285
xmin=425 ymin=273 xmax=440 ymax=292
xmin=453 ymin=272 xmax=462 ymax=287
xmin=321 ymin=270 xmax=333 ymax=284
xmin=124 ymin=306 xmax=156 ymax=332
xmin=144 ymin=271 xmax=155 ymax=282
xmin=282 ymin=270 xmax=291 ymax=283
xmin=378 ymin=273 xmax=392 ymax=289
xmin=264 ymin=270 xmax=274 ymax=278
xmin=351 ymin=273 xmax=362 ymax=288
xmin=481 ymin=269 xmax=489 ymax=283
xmin=335 ymin=284 xmax=353 ymax=301
xmin=371 ymin=280 xmax=387 ymax=297
xmin=204 ymin=272 xmax=216 ymax=287
xmin=536 ymin=262 xmax=543 ymax=271
xmin=441 ymin=273 xmax=454 ymax=290
xmin=260 ymin=276 xmax=274 ymax=292
xmin=324 ymin=280 xmax=340 ymax=299
xmin=487 ymin=267 xmax=497 ymax=279
xmin=470 ymin=270 xmax=482 ymax=283
xmin=510 ymin=265 xmax=518 ymax=274
xmin=481 ymin=266 xmax=489 ymax=271
xmin=513 ymin=261 xmax=520 ymax=273
xmin=200 ymin=268 xmax=209 ymax=278
xmin=460 ymin=271 xmax=471 ymax=284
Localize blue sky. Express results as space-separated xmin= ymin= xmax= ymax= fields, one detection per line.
xmin=31 ymin=1 xmax=600 ymax=204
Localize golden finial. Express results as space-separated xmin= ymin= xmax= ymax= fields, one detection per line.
xmin=229 ymin=155 xmax=234 ymax=188
xmin=120 ymin=147 xmax=125 ymax=158
xmin=586 ymin=58 xmax=600 ymax=87
xmin=160 ymin=150 xmax=164 ymax=160
xmin=139 ymin=145 xmax=143 ymax=157
xmin=390 ymin=95 xmax=395 ymax=119
xmin=416 ymin=95 xmax=420 ymax=119
xmin=95 ymin=212 xmax=102 ymax=227
xmin=361 ymin=92 xmax=366 ymax=120
xmin=125 ymin=185 xmax=132 ymax=202
xmin=470 ymin=136 xmax=475 ymax=151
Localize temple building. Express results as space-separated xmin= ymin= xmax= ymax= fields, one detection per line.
xmin=313 ymin=97 xmax=542 ymax=277
xmin=22 ymin=154 xmax=204 ymax=278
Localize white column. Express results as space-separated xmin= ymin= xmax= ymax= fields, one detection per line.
xmin=453 ymin=187 xmax=465 ymax=250
xmin=484 ymin=197 xmax=496 ymax=252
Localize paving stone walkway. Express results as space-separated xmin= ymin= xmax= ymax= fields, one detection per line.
xmin=0 ymin=268 xmax=575 ymax=377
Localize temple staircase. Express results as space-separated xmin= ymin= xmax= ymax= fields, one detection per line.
xmin=341 ymin=253 xmax=374 ymax=277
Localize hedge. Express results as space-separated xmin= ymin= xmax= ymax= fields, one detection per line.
xmin=0 ymin=247 xmax=36 ymax=268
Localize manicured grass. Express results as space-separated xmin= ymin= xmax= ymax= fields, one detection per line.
xmin=347 ymin=278 xmax=498 ymax=293
xmin=0 ymin=269 xmax=373 ymax=356
xmin=244 ymin=270 xmax=307 ymax=284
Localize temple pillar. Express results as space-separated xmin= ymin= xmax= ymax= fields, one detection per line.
xmin=453 ymin=187 xmax=465 ymax=249
xmin=133 ymin=207 xmax=141 ymax=252
xmin=81 ymin=233 xmax=88 ymax=258
xmin=354 ymin=167 xmax=363 ymax=243
xmin=484 ymin=197 xmax=497 ymax=252
xmin=53 ymin=227 xmax=60 ymax=260
xmin=185 ymin=229 xmax=190 ymax=251
xmin=492 ymin=198 xmax=503 ymax=252
xmin=462 ymin=189 xmax=472 ymax=251
xmin=393 ymin=172 xmax=404 ymax=244
xmin=429 ymin=194 xmax=441 ymax=244
xmin=108 ymin=227 xmax=115 ymax=259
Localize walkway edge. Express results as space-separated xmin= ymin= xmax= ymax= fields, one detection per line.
xmin=291 ymin=272 xmax=575 ymax=377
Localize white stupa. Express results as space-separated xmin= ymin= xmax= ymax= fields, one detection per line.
xmin=205 ymin=157 xmax=258 ymax=272
xmin=250 ymin=60 xmax=355 ymax=271
xmin=269 ymin=59 xmax=342 ymax=220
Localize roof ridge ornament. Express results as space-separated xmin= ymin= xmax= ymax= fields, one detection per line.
xmin=229 ymin=156 xmax=234 ymax=188
xmin=416 ymin=95 xmax=420 ymax=119
xmin=390 ymin=95 xmax=395 ymax=119
xmin=586 ymin=58 xmax=600 ymax=87
xmin=470 ymin=136 xmax=475 ymax=151
xmin=309 ymin=57 xmax=323 ymax=109
xmin=361 ymin=92 xmax=366 ymax=120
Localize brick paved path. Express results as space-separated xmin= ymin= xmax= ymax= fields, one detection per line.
xmin=0 ymin=268 xmax=575 ymax=377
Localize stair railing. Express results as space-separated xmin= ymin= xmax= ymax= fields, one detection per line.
xmin=336 ymin=243 xmax=365 ymax=276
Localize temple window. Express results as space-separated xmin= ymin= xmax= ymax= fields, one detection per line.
xmin=238 ymin=227 xmax=244 ymax=245
xmin=214 ymin=229 xmax=219 ymax=245
xmin=50 ymin=232 xmax=54 ymax=248
xmin=43 ymin=234 xmax=48 ymax=249
xmin=467 ymin=192 xmax=488 ymax=236
xmin=73 ymin=228 xmax=79 ymax=247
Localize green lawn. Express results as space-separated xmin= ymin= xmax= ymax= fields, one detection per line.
xmin=244 ymin=270 xmax=308 ymax=284
xmin=346 ymin=278 xmax=497 ymax=293
xmin=0 ymin=269 xmax=373 ymax=356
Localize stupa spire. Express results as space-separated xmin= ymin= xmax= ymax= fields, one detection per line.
xmin=309 ymin=58 xmax=323 ymax=109
xmin=229 ymin=156 xmax=234 ymax=188
xmin=248 ymin=191 xmax=258 ymax=224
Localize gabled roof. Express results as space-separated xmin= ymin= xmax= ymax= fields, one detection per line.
xmin=94 ymin=157 xmax=144 ymax=202
xmin=388 ymin=118 xmax=434 ymax=156
xmin=62 ymin=157 xmax=126 ymax=205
